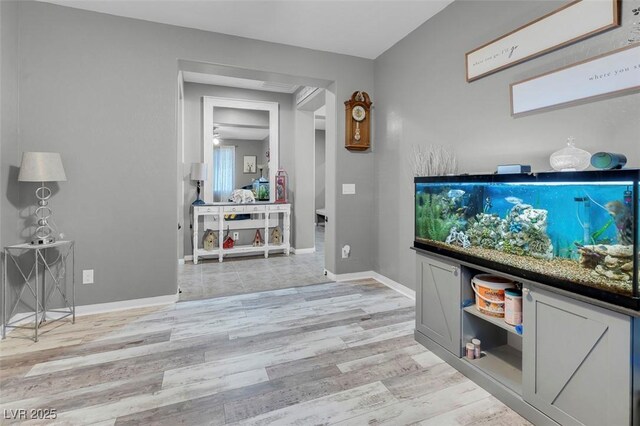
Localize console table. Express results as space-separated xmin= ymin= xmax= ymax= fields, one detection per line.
xmin=2 ymin=240 xmax=75 ymax=341
xmin=192 ymin=203 xmax=290 ymax=264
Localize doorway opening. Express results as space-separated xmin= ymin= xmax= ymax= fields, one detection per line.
xmin=176 ymin=60 xmax=334 ymax=301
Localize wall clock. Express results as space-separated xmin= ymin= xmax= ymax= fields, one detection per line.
xmin=344 ymin=91 xmax=372 ymax=151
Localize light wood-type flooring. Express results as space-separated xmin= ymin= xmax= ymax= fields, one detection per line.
xmin=0 ymin=278 xmax=529 ymax=425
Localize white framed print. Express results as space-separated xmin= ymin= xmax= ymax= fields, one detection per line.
xmin=466 ymin=0 xmax=619 ymax=82
xmin=243 ymin=155 xmax=257 ymax=174
xmin=510 ymin=43 xmax=640 ymax=116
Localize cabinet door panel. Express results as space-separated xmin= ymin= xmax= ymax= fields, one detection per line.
xmin=523 ymin=287 xmax=631 ymax=426
xmin=415 ymin=255 xmax=461 ymax=356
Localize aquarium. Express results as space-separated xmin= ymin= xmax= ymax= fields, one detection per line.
xmin=414 ymin=170 xmax=639 ymax=309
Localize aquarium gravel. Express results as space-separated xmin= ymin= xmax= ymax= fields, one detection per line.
xmin=419 ymin=238 xmax=633 ymax=296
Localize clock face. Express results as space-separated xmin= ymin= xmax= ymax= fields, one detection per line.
xmin=352 ymin=105 xmax=366 ymax=122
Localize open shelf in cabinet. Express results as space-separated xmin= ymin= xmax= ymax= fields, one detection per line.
xmin=463 ymin=305 xmax=520 ymax=336
xmin=467 ymin=344 xmax=522 ymax=394
xmin=461 ymin=265 xmax=523 ymax=396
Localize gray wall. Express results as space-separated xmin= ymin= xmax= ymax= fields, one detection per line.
xmin=293 ymin=109 xmax=315 ymax=250
xmin=315 ymin=130 xmax=326 ymax=212
xmin=5 ymin=1 xmax=374 ymax=308
xmin=1 ymin=0 xmax=20 ymax=252
xmin=373 ymin=0 xmax=640 ymax=291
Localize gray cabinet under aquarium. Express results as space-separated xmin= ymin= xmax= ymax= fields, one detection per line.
xmin=415 ymin=255 xmax=462 ymax=356
xmin=523 ymin=286 xmax=631 ymax=426
xmin=413 ymin=250 xmax=639 ymax=426
xmin=413 ymin=170 xmax=640 ymax=426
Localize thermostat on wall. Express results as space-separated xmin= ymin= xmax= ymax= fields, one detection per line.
xmin=496 ymin=164 xmax=531 ymax=174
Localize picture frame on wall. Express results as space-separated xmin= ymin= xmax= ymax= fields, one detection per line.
xmin=465 ymin=0 xmax=620 ymax=82
xmin=510 ymin=43 xmax=640 ymax=116
xmin=243 ymin=155 xmax=257 ymax=174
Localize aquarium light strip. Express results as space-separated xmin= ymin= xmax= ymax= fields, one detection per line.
xmin=417 ymin=181 xmax=634 ymax=187
xmin=500 ymin=181 xmax=634 ymax=187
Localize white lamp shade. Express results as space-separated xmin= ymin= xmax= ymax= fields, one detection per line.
xmin=18 ymin=152 xmax=67 ymax=182
xmin=190 ymin=163 xmax=208 ymax=181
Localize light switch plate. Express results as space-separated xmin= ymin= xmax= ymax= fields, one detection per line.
xmin=342 ymin=184 xmax=356 ymax=195
xmin=83 ymin=269 xmax=94 ymax=284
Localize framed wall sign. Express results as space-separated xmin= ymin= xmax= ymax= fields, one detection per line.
xmin=510 ymin=43 xmax=640 ymax=116
xmin=466 ymin=0 xmax=620 ymax=82
xmin=243 ymin=155 xmax=257 ymax=174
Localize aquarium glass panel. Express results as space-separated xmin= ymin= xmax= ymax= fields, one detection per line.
xmin=415 ymin=172 xmax=639 ymax=307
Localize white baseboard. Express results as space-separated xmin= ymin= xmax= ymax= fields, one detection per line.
xmin=75 ymin=294 xmax=178 ymax=316
xmin=178 ymin=258 xmax=185 ymax=265
xmin=4 ymin=294 xmax=179 ymax=335
xmin=183 ymin=255 xmax=193 ymax=262
xmin=325 ymin=270 xmax=415 ymax=300
xmin=371 ymin=272 xmax=416 ymax=300
xmin=291 ymin=247 xmax=315 ymax=255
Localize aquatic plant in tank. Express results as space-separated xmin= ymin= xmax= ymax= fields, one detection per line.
xmin=414 ymin=171 xmax=640 ymax=309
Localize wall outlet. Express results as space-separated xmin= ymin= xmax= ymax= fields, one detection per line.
xmin=82 ymin=269 xmax=94 ymax=284
xmin=233 ymin=232 xmax=240 ymax=241
xmin=342 ymin=245 xmax=351 ymax=259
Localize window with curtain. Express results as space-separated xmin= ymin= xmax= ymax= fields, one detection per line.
xmin=213 ymin=146 xmax=235 ymax=201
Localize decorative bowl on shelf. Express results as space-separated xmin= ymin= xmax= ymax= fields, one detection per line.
xmin=549 ymin=137 xmax=591 ymax=171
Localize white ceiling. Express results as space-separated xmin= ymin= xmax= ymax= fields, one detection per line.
xmin=39 ymin=0 xmax=453 ymax=59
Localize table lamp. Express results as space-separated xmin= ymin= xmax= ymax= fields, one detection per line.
xmin=18 ymin=152 xmax=67 ymax=245
xmin=190 ymin=163 xmax=208 ymax=205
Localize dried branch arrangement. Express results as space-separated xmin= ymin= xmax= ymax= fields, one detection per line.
xmin=409 ymin=144 xmax=457 ymax=177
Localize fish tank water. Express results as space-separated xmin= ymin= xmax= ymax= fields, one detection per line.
xmin=414 ymin=170 xmax=639 ymax=309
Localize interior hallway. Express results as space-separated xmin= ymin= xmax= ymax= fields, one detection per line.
xmin=179 ymin=226 xmax=327 ymax=301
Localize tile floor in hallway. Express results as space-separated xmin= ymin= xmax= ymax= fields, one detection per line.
xmin=179 ymin=226 xmax=327 ymax=301
xmin=0 ymin=278 xmax=530 ymax=425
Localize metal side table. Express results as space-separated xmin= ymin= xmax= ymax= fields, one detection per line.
xmin=2 ymin=240 xmax=75 ymax=341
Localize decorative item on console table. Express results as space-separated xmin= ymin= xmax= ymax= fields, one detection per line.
xmin=203 ymin=229 xmax=218 ymax=251
xmin=271 ymin=227 xmax=282 ymax=245
xmin=344 ymin=91 xmax=372 ymax=151
xmin=275 ymin=168 xmax=288 ymax=203
xmin=190 ymin=163 xmax=208 ymax=205
xmin=223 ymin=227 xmax=235 ymax=249
xmin=253 ymin=230 xmax=264 ymax=247
xmin=231 ymin=189 xmax=255 ymax=204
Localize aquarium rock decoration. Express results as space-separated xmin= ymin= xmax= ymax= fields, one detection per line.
xmin=445 ymin=227 xmax=471 ymax=248
xmin=501 ymin=203 xmax=554 ymax=260
xmin=578 ymin=244 xmax=633 ymax=283
xmin=441 ymin=199 xmax=554 ymax=261
xmin=467 ymin=213 xmax=505 ymax=249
